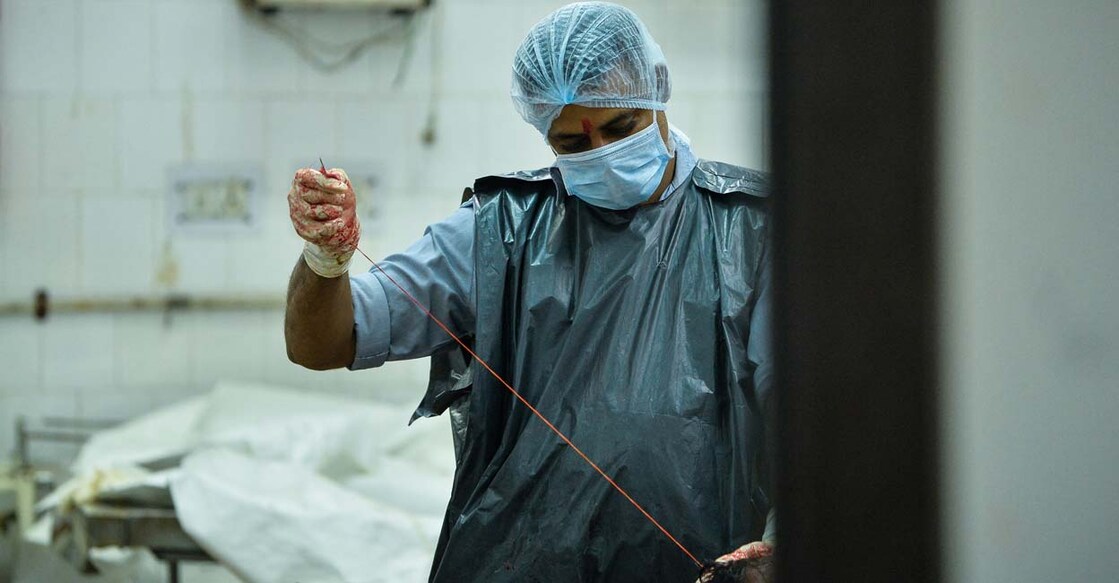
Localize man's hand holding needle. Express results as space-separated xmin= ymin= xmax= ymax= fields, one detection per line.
xmin=287 ymin=160 xmax=361 ymax=279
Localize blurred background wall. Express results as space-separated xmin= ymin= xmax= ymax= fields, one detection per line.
xmin=0 ymin=0 xmax=766 ymax=463
xmin=939 ymin=0 xmax=1119 ymax=581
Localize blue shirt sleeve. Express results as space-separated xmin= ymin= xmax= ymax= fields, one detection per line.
xmin=348 ymin=202 xmax=476 ymax=370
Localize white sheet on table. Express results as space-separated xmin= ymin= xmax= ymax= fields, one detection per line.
xmin=170 ymin=382 xmax=455 ymax=583
xmin=33 ymin=380 xmax=455 ymax=583
xmin=73 ymin=396 xmax=207 ymax=474
xmin=173 ymin=449 xmax=445 ymax=583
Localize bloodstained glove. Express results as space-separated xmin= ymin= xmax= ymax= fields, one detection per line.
xmin=287 ymin=166 xmax=361 ymax=278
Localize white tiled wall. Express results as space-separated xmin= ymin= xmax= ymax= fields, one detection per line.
xmin=0 ymin=0 xmax=767 ymax=463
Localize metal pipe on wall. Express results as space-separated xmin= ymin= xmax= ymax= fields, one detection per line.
xmin=0 ymin=289 xmax=285 ymax=319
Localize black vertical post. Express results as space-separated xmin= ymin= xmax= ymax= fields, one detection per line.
xmin=769 ymin=2 xmax=941 ymax=582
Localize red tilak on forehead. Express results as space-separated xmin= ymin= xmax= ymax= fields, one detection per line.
xmin=581 ymin=118 xmax=593 ymax=135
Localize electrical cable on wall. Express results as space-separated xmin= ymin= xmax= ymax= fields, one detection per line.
xmin=245 ymin=5 xmax=420 ymax=78
xmin=243 ymin=2 xmax=437 ymax=145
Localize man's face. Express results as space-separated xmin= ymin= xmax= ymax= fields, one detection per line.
xmin=547 ymin=105 xmax=669 ymax=155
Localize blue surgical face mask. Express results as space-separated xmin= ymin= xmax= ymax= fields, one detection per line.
xmin=553 ymin=119 xmax=673 ymax=210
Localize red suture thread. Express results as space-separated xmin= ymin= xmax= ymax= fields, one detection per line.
xmin=352 ymin=245 xmax=702 ymax=569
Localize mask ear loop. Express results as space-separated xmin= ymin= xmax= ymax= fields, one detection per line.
xmin=655 ymin=112 xmax=676 ymax=158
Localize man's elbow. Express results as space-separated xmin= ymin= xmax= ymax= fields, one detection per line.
xmin=286 ymin=342 xmax=346 ymax=371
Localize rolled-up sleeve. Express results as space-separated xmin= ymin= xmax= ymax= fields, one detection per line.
xmin=349 ymin=268 xmax=393 ymax=369
xmin=348 ymin=203 xmax=476 ymax=370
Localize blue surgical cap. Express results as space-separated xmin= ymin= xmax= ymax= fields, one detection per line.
xmin=511 ymin=2 xmax=672 ymax=136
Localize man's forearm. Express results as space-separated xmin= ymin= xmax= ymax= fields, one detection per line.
xmin=284 ymin=256 xmax=357 ymax=370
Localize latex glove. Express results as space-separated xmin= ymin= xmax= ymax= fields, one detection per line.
xmin=287 ymin=166 xmax=361 ymax=278
xmin=695 ymin=541 xmax=774 ymax=583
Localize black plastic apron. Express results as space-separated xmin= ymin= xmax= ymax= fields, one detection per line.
xmin=412 ymin=161 xmax=773 ymax=583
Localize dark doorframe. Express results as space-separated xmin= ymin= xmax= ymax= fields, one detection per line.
xmin=769 ymin=2 xmax=941 ymax=581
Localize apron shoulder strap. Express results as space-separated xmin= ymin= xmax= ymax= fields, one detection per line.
xmin=691 ymin=160 xmax=771 ymax=199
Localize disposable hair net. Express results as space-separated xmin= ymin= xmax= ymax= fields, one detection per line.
xmin=511 ymin=2 xmax=671 ymax=136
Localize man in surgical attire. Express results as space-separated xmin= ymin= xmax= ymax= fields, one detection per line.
xmin=285 ymin=3 xmax=775 ymax=582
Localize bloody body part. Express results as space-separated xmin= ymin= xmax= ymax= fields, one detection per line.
xmin=697 ymin=543 xmax=774 ymax=583
xmin=581 ymin=118 xmax=594 ymax=135
xmin=697 ymin=555 xmax=775 ymax=583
